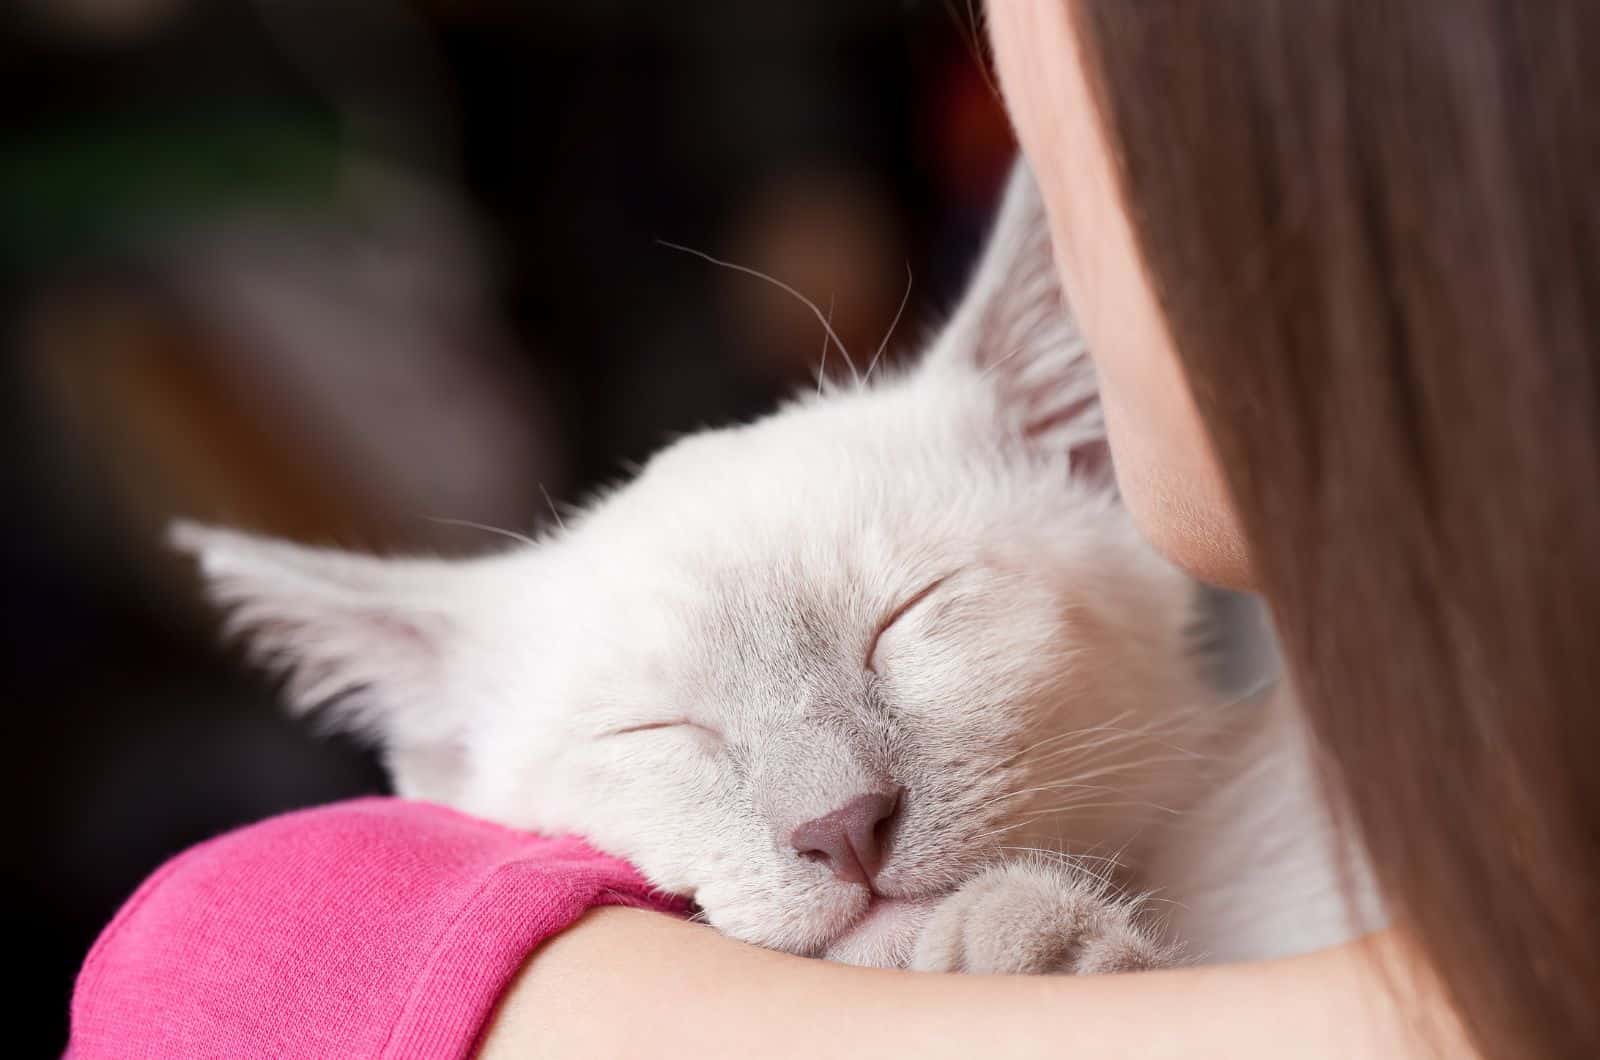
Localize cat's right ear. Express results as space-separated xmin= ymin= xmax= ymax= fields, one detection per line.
xmin=169 ymin=520 xmax=484 ymax=800
xmin=919 ymin=160 xmax=1110 ymax=487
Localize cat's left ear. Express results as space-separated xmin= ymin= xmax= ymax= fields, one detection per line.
xmin=170 ymin=520 xmax=487 ymax=802
xmin=920 ymin=160 xmax=1111 ymax=487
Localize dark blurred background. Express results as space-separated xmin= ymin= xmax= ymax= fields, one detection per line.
xmin=1 ymin=0 xmax=1013 ymax=1051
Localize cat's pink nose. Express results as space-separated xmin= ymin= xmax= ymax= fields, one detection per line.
xmin=790 ymin=789 xmax=901 ymax=887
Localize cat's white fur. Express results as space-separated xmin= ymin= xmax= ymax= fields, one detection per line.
xmin=174 ymin=163 xmax=1375 ymax=970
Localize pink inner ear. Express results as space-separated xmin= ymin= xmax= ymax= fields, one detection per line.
xmin=1023 ymin=392 xmax=1097 ymax=443
xmin=1067 ymin=437 xmax=1116 ymax=490
xmin=1018 ymin=389 xmax=1115 ymax=491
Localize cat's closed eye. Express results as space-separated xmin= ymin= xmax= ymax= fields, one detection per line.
xmin=605 ymin=719 xmax=724 ymax=742
xmin=866 ymin=574 xmax=953 ymax=673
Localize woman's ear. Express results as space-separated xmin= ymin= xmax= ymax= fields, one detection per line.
xmin=920 ymin=160 xmax=1111 ymax=489
xmin=170 ymin=521 xmax=485 ymax=801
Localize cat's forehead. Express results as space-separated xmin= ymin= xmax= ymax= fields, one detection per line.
xmin=689 ymin=569 xmax=867 ymax=707
xmin=598 ymin=383 xmax=994 ymax=544
xmin=644 ymin=398 xmax=908 ymax=497
xmin=654 ymin=527 xmax=885 ymax=678
xmin=612 ymin=414 xmax=963 ymax=621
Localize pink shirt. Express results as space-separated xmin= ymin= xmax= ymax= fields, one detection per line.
xmin=69 ymin=798 xmax=687 ymax=1059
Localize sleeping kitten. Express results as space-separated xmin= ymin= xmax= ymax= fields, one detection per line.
xmin=173 ymin=163 xmax=1369 ymax=972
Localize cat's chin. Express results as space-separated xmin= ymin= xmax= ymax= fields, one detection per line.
xmin=820 ymin=896 xmax=941 ymax=969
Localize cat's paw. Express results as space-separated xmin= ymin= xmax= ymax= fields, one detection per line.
xmin=909 ymin=860 xmax=1179 ymax=975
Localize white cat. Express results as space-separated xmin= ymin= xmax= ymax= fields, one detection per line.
xmin=174 ymin=163 xmax=1371 ymax=973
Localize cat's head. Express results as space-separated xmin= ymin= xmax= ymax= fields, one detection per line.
xmin=174 ymin=164 xmax=1211 ymax=964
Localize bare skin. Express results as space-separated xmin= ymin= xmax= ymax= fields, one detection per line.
xmin=479 ymin=4 xmax=1478 ymax=1057
xmin=479 ymin=909 xmax=1468 ymax=1059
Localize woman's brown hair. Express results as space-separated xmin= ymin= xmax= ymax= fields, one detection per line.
xmin=1068 ymin=3 xmax=1600 ymax=1057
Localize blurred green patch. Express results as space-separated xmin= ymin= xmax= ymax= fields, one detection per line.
xmin=0 ymin=106 xmax=342 ymax=268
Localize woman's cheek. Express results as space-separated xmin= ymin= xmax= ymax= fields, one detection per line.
xmin=1098 ymin=375 xmax=1252 ymax=590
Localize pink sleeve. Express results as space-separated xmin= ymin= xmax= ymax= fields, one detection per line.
xmin=69 ymin=798 xmax=687 ymax=1060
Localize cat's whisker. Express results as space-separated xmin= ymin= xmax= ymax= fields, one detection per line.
xmin=969 ymin=711 xmax=1143 ymax=782
xmin=1018 ymin=742 xmax=1186 ymax=780
xmin=975 ymin=799 xmax=1169 ymax=849
xmin=1026 ymin=752 xmax=1207 ymax=790
xmin=538 ymin=483 xmax=567 ymax=532
xmin=424 ymin=516 xmax=537 ymax=547
xmin=1021 ymin=738 xmax=1150 ymax=772
xmin=656 ymin=239 xmax=859 ymax=385
xmin=998 ymin=846 xmax=1123 ymax=890
xmin=1021 ymin=799 xmax=1183 ymax=819
xmin=1023 ymin=717 xmax=1170 ymax=758
xmin=978 ymin=342 xmax=1031 ymax=380
xmin=968 ymin=819 xmax=1035 ymax=845
xmin=865 ymin=262 xmax=914 ymax=384
xmin=818 ymin=293 xmax=836 ymax=397
xmin=970 ymin=780 xmax=1127 ymax=815
xmin=1021 ymin=715 xmax=1210 ymax=770
xmin=1027 ymin=709 xmax=1142 ymax=747
xmin=1002 ymin=844 xmax=1130 ymax=872
xmin=938 ymin=0 xmax=1002 ymax=105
